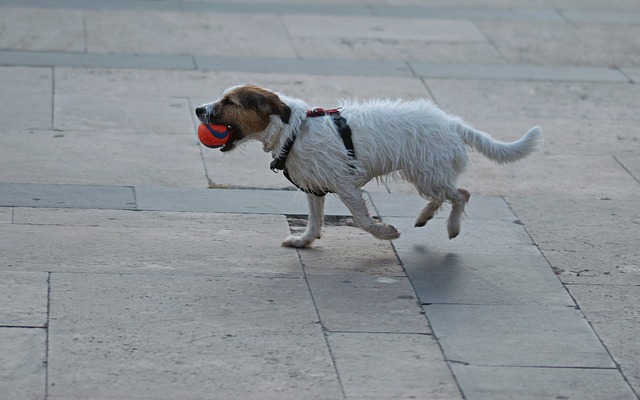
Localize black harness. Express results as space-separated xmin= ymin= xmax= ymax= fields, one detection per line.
xmin=270 ymin=108 xmax=356 ymax=197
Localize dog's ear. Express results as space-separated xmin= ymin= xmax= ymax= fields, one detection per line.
xmin=235 ymin=86 xmax=291 ymax=124
xmin=271 ymin=98 xmax=291 ymax=124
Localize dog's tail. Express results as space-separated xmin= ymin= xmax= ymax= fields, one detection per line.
xmin=457 ymin=124 xmax=543 ymax=164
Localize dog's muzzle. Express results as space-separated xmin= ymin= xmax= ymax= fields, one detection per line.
xmin=195 ymin=106 xmax=215 ymax=124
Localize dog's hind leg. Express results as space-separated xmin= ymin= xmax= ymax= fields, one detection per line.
xmin=415 ymin=200 xmax=442 ymax=227
xmin=282 ymin=193 xmax=325 ymax=248
xmin=447 ymin=188 xmax=470 ymax=239
xmin=336 ymin=187 xmax=400 ymax=241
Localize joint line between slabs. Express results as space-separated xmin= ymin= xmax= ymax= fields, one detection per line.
xmin=294 ymin=248 xmax=348 ymax=399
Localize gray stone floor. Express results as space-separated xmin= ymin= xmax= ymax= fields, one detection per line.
xmin=0 ymin=0 xmax=639 ymax=399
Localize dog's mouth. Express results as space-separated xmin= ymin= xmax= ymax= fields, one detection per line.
xmin=219 ymin=128 xmax=238 ymax=152
xmin=197 ymin=112 xmax=240 ymax=152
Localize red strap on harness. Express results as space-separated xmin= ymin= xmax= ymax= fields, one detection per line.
xmin=306 ymin=107 xmax=342 ymax=117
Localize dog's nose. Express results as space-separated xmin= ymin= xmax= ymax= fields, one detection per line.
xmin=195 ymin=107 xmax=205 ymax=118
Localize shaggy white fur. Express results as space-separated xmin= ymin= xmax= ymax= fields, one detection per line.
xmin=197 ymin=85 xmax=543 ymax=248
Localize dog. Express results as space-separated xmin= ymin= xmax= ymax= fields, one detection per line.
xmin=195 ymin=84 xmax=543 ymax=248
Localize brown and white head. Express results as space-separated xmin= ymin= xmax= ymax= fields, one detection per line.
xmin=195 ymin=85 xmax=294 ymax=152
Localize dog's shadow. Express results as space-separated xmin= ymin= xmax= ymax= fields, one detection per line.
xmin=404 ymin=246 xmax=463 ymax=301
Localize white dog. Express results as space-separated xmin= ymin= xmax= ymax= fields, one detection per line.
xmin=195 ymin=84 xmax=543 ymax=248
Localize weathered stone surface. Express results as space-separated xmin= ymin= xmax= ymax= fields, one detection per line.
xmin=567 ymin=284 xmax=640 ymax=392
xmin=297 ymin=225 xmax=404 ymax=276
xmin=508 ymin=197 xmax=640 ymax=284
xmin=0 ymin=207 xmax=11 ymax=223
xmin=425 ymin=79 xmax=640 ymax=120
xmin=327 ymin=332 xmax=462 ymax=399
xmin=0 ymin=328 xmax=46 ymax=400
xmin=403 ymin=253 xmax=573 ymax=306
xmin=283 ymin=15 xmax=486 ymax=42
xmin=459 ymin=153 xmax=640 ymax=200
xmin=308 ymin=274 xmax=429 ymax=333
xmin=477 ymin=20 xmax=640 ymax=67
xmin=368 ymin=192 xmax=514 ymax=220
xmin=0 ymin=213 xmax=302 ymax=277
xmin=86 ymin=10 xmax=296 ymax=58
xmin=0 ymin=129 xmax=207 ymax=187
xmin=388 ymin=217 xmax=539 ymax=256
xmin=453 ymin=365 xmax=636 ymax=400
xmin=0 ymin=271 xmax=48 ymax=327
xmin=0 ymin=8 xmax=84 ymax=52
xmin=54 ymin=95 xmax=193 ymax=134
xmin=48 ymin=273 xmax=341 ymax=399
xmin=0 ymin=66 xmax=52 ymax=130
xmin=0 ymin=182 xmax=136 ymax=209
xmin=425 ymin=304 xmax=614 ymax=368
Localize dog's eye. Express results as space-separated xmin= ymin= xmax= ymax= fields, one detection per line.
xmin=221 ymin=98 xmax=236 ymax=106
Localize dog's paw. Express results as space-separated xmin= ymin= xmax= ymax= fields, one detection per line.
xmin=373 ymin=224 xmax=401 ymax=241
xmin=282 ymin=235 xmax=314 ymax=248
xmin=414 ymin=216 xmax=432 ymax=228
xmin=447 ymin=219 xmax=461 ymax=239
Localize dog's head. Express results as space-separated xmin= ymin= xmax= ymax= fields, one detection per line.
xmin=195 ymin=85 xmax=291 ymax=152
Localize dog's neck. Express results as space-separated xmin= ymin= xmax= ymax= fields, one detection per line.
xmin=261 ymin=96 xmax=309 ymax=156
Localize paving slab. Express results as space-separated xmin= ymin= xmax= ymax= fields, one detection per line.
xmin=411 ymin=62 xmax=626 ymax=82
xmin=4 ymin=0 xmax=640 ymax=13
xmin=0 ymin=129 xmax=207 ymax=187
xmin=54 ymin=95 xmax=193 ymax=134
xmin=307 ymin=275 xmax=429 ymax=333
xmin=0 ymin=0 xmax=185 ymax=12
xmin=0 ymin=328 xmax=47 ymax=400
xmin=54 ymin=68 xmax=431 ymax=103
xmin=0 ymin=182 xmax=136 ymax=209
xmin=0 ymin=50 xmax=196 ymax=70
xmin=48 ymin=273 xmax=340 ymax=399
xmin=424 ymin=304 xmax=615 ymax=368
xmin=0 ymin=207 xmax=11 ymax=223
xmin=459 ymin=153 xmax=640 ymax=200
xmin=202 ymin=141 xmax=295 ymax=190
xmin=615 ymin=152 xmax=640 ymax=183
xmin=621 ymin=68 xmax=640 ymax=83
xmin=85 ymin=10 xmax=296 ymax=58
xmin=368 ymin=192 xmax=513 ymax=220
xmin=0 ymin=271 xmax=48 ymax=327
xmin=0 ymin=66 xmax=52 ymax=130
xmin=507 ymin=197 xmax=640 ymax=284
xmin=477 ymin=20 xmax=640 ymax=68
xmin=327 ymin=332 xmax=462 ymax=399
xmin=283 ymin=15 xmax=486 ymax=43
xmin=0 ymin=212 xmax=302 ymax=277
xmin=195 ymin=55 xmax=414 ymax=77
xmin=452 ymin=365 xmax=636 ymax=400
xmin=561 ymin=10 xmax=640 ymax=23
xmin=182 ymin=1 xmax=371 ymax=15
xmin=424 ymin=79 xmax=640 ymax=120
xmin=0 ymin=7 xmax=84 ymax=52
xmin=12 ymin=207 xmax=261 ymax=229
xmin=388 ymin=217 xmax=539 ymax=256
xmin=135 ymin=186 xmax=352 ymax=216
xmin=295 ymin=225 xmax=404 ymax=276
xmin=567 ymin=284 xmax=640 ymax=393
xmin=450 ymin=117 xmax=640 ymax=156
xmin=292 ymin=38 xmax=504 ymax=64
xmin=371 ymin=6 xmax=564 ymax=21
xmin=401 ymin=253 xmax=573 ymax=306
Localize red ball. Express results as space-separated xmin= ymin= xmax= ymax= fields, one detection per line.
xmin=198 ymin=124 xmax=230 ymax=148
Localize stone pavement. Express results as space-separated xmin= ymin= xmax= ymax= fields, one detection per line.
xmin=0 ymin=0 xmax=639 ymax=399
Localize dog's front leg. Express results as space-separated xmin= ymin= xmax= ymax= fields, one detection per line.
xmin=337 ymin=187 xmax=400 ymax=241
xmin=282 ymin=193 xmax=325 ymax=248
